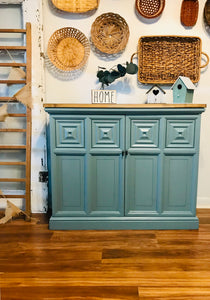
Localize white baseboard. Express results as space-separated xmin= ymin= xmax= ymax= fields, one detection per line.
xmin=197 ymin=197 xmax=210 ymax=208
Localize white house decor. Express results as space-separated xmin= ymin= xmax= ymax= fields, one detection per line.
xmin=172 ymin=76 xmax=195 ymax=103
xmin=146 ymin=85 xmax=166 ymax=103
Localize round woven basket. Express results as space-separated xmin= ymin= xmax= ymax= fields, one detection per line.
xmin=136 ymin=0 xmax=165 ymax=19
xmin=47 ymin=27 xmax=90 ymax=71
xmin=91 ymin=12 xmax=130 ymax=54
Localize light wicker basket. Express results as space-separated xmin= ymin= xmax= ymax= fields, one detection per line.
xmin=91 ymin=12 xmax=130 ymax=54
xmin=137 ymin=36 xmax=209 ymax=84
xmin=47 ymin=27 xmax=90 ymax=71
xmin=135 ymin=0 xmax=165 ymax=19
xmin=51 ymin=0 xmax=99 ymax=13
xmin=180 ymin=0 xmax=199 ymax=27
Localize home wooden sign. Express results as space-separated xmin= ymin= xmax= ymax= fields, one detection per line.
xmin=91 ymin=90 xmax=116 ymax=104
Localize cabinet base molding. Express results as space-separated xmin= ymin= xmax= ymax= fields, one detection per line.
xmin=49 ymin=216 xmax=199 ymax=230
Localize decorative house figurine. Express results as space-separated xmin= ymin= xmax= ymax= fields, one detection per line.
xmin=172 ymin=76 xmax=195 ymax=103
xmin=146 ymin=85 xmax=166 ymax=103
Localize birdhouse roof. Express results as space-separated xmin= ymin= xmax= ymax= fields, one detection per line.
xmin=171 ymin=76 xmax=195 ymax=90
xmin=146 ymin=85 xmax=166 ymax=94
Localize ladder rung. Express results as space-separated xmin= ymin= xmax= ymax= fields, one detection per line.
xmin=0 ymin=80 xmax=26 ymax=84
xmin=0 ymin=97 xmax=16 ymax=102
xmin=0 ymin=129 xmax=26 ymax=132
xmin=0 ymin=63 xmax=26 ymax=67
xmin=0 ymin=178 xmax=26 ymax=182
xmin=0 ymin=46 xmax=26 ymax=50
xmin=0 ymin=161 xmax=26 ymax=165
xmin=7 ymin=114 xmax=27 ymax=117
xmin=0 ymin=29 xmax=26 ymax=33
xmin=1 ymin=194 xmax=26 ymax=198
xmin=0 ymin=145 xmax=26 ymax=149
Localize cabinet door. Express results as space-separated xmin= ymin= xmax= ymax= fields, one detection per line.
xmin=51 ymin=116 xmax=88 ymax=217
xmin=125 ymin=117 xmax=160 ymax=216
xmin=53 ymin=154 xmax=87 ymax=216
xmin=162 ymin=117 xmax=198 ymax=216
xmin=162 ymin=154 xmax=195 ymax=216
xmin=88 ymin=116 xmax=124 ymax=216
xmin=125 ymin=154 xmax=159 ymax=215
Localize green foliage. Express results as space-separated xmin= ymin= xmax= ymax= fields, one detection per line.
xmin=97 ymin=61 xmax=138 ymax=89
xmin=126 ymin=62 xmax=138 ymax=74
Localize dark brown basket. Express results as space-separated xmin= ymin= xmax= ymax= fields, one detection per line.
xmin=204 ymin=0 xmax=210 ymax=25
xmin=135 ymin=0 xmax=165 ymax=19
xmin=91 ymin=12 xmax=129 ymax=54
xmin=137 ymin=36 xmax=209 ymax=84
xmin=181 ymin=0 xmax=199 ymax=27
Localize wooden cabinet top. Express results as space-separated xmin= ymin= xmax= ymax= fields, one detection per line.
xmin=43 ymin=103 xmax=206 ymax=109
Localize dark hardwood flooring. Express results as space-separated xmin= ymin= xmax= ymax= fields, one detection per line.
xmin=0 ymin=209 xmax=210 ymax=299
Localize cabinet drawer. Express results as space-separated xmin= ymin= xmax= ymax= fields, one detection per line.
xmin=129 ymin=118 xmax=160 ymax=148
xmin=55 ymin=118 xmax=86 ymax=148
xmin=166 ymin=119 xmax=195 ymax=148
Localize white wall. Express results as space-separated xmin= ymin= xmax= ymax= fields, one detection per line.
xmin=43 ymin=0 xmax=210 ymax=103
xmin=22 ymin=0 xmax=48 ymax=212
xmin=4 ymin=0 xmax=208 ymax=211
xmin=42 ymin=0 xmax=210 ymax=209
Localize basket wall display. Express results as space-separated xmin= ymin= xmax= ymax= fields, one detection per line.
xmin=91 ymin=12 xmax=130 ymax=54
xmin=51 ymin=0 xmax=99 ymax=13
xmin=204 ymin=0 xmax=210 ymax=25
xmin=135 ymin=0 xmax=165 ymax=19
xmin=180 ymin=0 xmax=199 ymax=27
xmin=47 ymin=27 xmax=90 ymax=71
xmin=137 ymin=36 xmax=209 ymax=84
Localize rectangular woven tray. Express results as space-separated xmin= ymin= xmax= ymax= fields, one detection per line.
xmin=138 ymin=36 xmax=202 ymax=84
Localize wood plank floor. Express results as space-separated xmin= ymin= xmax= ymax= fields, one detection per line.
xmin=0 ymin=209 xmax=210 ymax=299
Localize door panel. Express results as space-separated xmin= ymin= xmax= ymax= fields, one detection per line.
xmin=125 ymin=154 xmax=159 ymax=215
xmin=55 ymin=117 xmax=85 ymax=148
xmin=91 ymin=118 xmax=121 ymax=149
xmin=54 ymin=155 xmax=87 ymax=216
xmin=130 ymin=119 xmax=160 ymax=148
xmin=165 ymin=119 xmax=195 ymax=148
xmin=88 ymin=154 xmax=124 ymax=216
xmin=162 ymin=154 xmax=194 ymax=215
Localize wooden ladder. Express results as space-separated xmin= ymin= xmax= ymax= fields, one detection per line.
xmin=0 ymin=23 xmax=32 ymax=216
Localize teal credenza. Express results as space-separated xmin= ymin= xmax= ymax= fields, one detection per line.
xmin=44 ymin=104 xmax=206 ymax=230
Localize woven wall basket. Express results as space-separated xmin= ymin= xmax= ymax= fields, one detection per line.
xmin=47 ymin=27 xmax=90 ymax=71
xmin=91 ymin=12 xmax=129 ymax=54
xmin=204 ymin=0 xmax=210 ymax=25
xmin=136 ymin=0 xmax=165 ymax=18
xmin=181 ymin=0 xmax=199 ymax=27
xmin=51 ymin=0 xmax=99 ymax=13
xmin=137 ymin=36 xmax=209 ymax=84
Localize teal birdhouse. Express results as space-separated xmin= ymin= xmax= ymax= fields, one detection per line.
xmin=172 ymin=76 xmax=195 ymax=103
